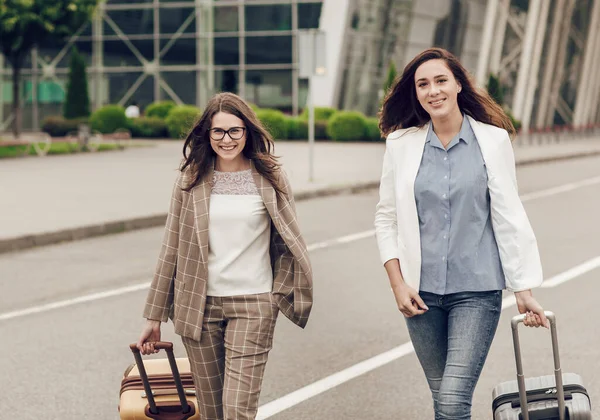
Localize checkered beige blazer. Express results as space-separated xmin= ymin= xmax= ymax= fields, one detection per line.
xmin=143 ymin=161 xmax=313 ymax=341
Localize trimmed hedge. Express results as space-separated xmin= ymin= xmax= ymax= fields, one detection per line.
xmin=300 ymin=106 xmax=337 ymax=122
xmin=365 ymin=117 xmax=383 ymax=141
xmin=256 ymin=108 xmax=287 ymax=140
xmin=165 ymin=105 xmax=202 ymax=139
xmin=90 ymin=105 xmax=129 ymax=134
xmin=129 ymin=117 xmax=168 ymax=138
xmin=42 ymin=116 xmax=89 ymax=137
xmin=145 ymin=101 xmax=176 ymax=119
xmin=326 ymin=111 xmax=368 ymax=141
xmin=286 ymin=116 xmax=309 ymax=140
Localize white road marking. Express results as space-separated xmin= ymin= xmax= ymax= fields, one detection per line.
xmin=520 ymin=175 xmax=600 ymax=202
xmin=1 ymin=175 xmax=599 ymax=322
xmin=0 ymin=283 xmax=150 ymax=321
xmin=256 ymin=256 xmax=600 ymax=419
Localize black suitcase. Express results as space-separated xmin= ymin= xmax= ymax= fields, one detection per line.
xmin=492 ymin=311 xmax=592 ymax=419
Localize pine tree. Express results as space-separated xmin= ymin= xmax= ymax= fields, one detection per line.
xmin=63 ymin=47 xmax=91 ymax=119
xmin=383 ymin=61 xmax=398 ymax=95
xmin=487 ymin=73 xmax=504 ymax=106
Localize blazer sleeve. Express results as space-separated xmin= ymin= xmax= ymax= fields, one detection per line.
xmin=143 ymin=172 xmax=183 ymax=322
xmin=374 ymin=141 xmax=399 ymax=265
xmin=490 ymin=131 xmax=543 ymax=292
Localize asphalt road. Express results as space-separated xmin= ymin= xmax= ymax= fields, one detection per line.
xmin=1 ymin=154 xmax=600 ymax=419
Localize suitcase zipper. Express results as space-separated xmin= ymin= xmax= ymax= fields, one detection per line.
xmin=492 ymin=384 xmax=590 ymax=412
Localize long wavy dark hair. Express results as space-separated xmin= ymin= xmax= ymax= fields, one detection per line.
xmin=379 ymin=48 xmax=515 ymax=138
xmin=180 ymin=92 xmax=282 ymax=195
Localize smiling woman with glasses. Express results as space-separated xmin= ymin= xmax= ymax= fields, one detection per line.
xmin=137 ymin=92 xmax=313 ymax=420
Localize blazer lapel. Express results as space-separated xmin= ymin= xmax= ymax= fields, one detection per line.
xmin=192 ymin=165 xmax=214 ymax=266
xmin=466 ymin=115 xmax=497 ymax=175
xmin=251 ymin=163 xmax=312 ymax=276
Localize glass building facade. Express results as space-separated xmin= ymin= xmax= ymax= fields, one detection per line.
xmin=0 ymin=0 xmax=323 ymax=130
xmin=2 ymin=0 xmax=599 ymax=131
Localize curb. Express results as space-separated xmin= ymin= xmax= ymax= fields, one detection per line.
xmin=2 ymin=150 xmax=600 ymax=255
xmin=0 ymin=181 xmax=381 ymax=255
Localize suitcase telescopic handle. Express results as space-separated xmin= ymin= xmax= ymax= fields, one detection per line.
xmin=129 ymin=342 xmax=191 ymax=416
xmin=511 ymin=311 xmax=565 ymax=420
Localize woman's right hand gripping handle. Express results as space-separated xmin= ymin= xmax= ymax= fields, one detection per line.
xmin=385 ymin=259 xmax=429 ymax=318
xmin=136 ymin=319 xmax=162 ymax=355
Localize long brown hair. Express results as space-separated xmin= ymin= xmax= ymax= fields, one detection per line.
xmin=379 ymin=48 xmax=515 ymax=137
xmin=180 ymin=92 xmax=282 ymax=194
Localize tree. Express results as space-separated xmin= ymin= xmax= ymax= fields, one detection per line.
xmin=383 ymin=61 xmax=398 ymax=96
xmin=63 ymin=46 xmax=90 ymax=119
xmin=0 ymin=0 xmax=98 ymax=137
xmin=487 ymin=73 xmax=504 ymax=106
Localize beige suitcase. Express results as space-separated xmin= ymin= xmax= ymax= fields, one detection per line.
xmin=119 ymin=342 xmax=199 ymax=420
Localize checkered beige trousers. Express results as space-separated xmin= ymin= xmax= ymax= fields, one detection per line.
xmin=181 ymin=292 xmax=278 ymax=420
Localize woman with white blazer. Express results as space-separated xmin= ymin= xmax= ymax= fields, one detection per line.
xmin=375 ymin=48 xmax=547 ymax=419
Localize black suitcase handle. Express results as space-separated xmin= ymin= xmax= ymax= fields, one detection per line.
xmin=511 ymin=311 xmax=566 ymax=420
xmin=129 ymin=342 xmax=195 ymax=419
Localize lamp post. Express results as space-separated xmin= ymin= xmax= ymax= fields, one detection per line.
xmin=298 ymin=29 xmax=326 ymax=182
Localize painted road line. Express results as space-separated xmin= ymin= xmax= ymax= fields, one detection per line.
xmin=256 ymin=256 xmax=600 ymax=419
xmin=2 ymin=175 xmax=599 ymax=322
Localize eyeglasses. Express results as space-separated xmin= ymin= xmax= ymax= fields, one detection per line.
xmin=209 ymin=127 xmax=246 ymax=141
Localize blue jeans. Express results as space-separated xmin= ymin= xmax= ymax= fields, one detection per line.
xmin=405 ymin=290 xmax=502 ymax=420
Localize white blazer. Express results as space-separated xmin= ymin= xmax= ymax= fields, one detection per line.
xmin=374 ymin=115 xmax=543 ymax=292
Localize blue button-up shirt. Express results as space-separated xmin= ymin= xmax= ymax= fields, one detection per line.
xmin=414 ymin=116 xmax=505 ymax=295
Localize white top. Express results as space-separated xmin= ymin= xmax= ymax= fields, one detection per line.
xmin=125 ymin=105 xmax=140 ymax=118
xmin=207 ymin=169 xmax=273 ymax=296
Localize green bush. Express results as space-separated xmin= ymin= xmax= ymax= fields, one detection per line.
xmin=286 ymin=116 xmax=309 ymax=140
xmin=505 ymin=107 xmax=522 ymax=131
xmin=63 ymin=47 xmax=90 ymax=119
xmin=145 ymin=101 xmax=176 ymax=119
xmin=256 ymin=108 xmax=288 ymax=140
xmin=41 ymin=116 xmax=89 ymax=137
xmin=315 ymin=120 xmax=329 ymax=140
xmin=90 ymin=105 xmax=129 ymax=134
xmin=365 ymin=118 xmax=383 ymax=141
xmin=129 ymin=117 xmax=168 ymax=138
xmin=300 ymin=106 xmax=337 ymax=122
xmin=326 ymin=111 xmax=368 ymax=141
xmin=165 ymin=105 xmax=202 ymax=139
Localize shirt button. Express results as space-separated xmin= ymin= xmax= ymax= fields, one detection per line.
xmin=442 ymin=256 xmax=446 ymax=261
xmin=443 ymin=194 xmax=447 ymax=198
xmin=443 ymin=234 xmax=447 ymax=239
xmin=444 ymin=175 xmax=448 ymax=179
xmin=444 ymin=157 xmax=448 ymax=161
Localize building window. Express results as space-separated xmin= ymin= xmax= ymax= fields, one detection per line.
xmin=160 ymin=8 xmax=196 ymax=34
xmin=299 ymin=2 xmax=323 ymax=29
xmin=245 ymin=4 xmax=292 ymax=32
xmin=215 ymin=6 xmax=239 ymax=33
xmin=104 ymin=10 xmax=154 ymax=35
xmin=245 ymin=70 xmax=293 ymax=110
xmin=216 ymin=69 xmax=239 ymax=94
xmin=246 ymin=36 xmax=293 ymax=64
xmin=214 ymin=37 xmax=240 ymax=65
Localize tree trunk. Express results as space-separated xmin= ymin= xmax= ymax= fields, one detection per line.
xmin=11 ymin=62 xmax=22 ymax=139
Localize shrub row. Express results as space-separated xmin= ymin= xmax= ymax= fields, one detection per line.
xmin=42 ymin=102 xmax=384 ymax=142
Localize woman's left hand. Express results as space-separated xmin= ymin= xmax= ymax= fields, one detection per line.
xmin=514 ymin=290 xmax=549 ymax=328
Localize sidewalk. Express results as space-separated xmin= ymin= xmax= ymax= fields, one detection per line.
xmin=2 ymin=137 xmax=600 ymax=253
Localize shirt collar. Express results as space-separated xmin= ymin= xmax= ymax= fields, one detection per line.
xmin=425 ymin=115 xmax=471 ymax=148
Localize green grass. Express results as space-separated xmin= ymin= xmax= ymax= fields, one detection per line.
xmin=0 ymin=141 xmax=122 ymax=159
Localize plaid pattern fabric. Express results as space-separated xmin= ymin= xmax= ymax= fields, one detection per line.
xmin=181 ymin=292 xmax=278 ymax=420
xmin=143 ymin=161 xmax=313 ymax=341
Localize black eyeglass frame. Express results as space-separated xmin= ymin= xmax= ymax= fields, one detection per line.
xmin=209 ymin=127 xmax=246 ymax=141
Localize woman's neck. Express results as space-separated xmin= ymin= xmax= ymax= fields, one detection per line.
xmin=431 ymin=109 xmax=464 ymax=146
xmin=214 ymin=156 xmax=251 ymax=172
